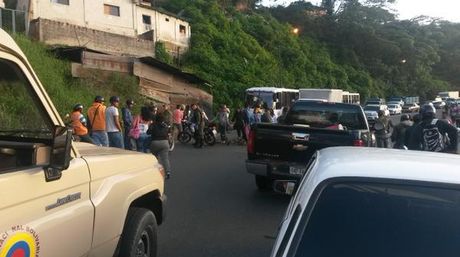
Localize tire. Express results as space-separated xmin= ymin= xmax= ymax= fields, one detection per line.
xmin=178 ymin=132 xmax=191 ymax=144
xmin=255 ymin=175 xmax=271 ymax=191
xmin=168 ymin=135 xmax=175 ymax=152
xmin=118 ymin=207 xmax=158 ymax=257
xmin=204 ymin=132 xmax=216 ymax=146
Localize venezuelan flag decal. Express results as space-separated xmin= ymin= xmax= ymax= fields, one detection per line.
xmin=0 ymin=232 xmax=37 ymax=257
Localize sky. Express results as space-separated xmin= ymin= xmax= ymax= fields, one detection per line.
xmin=260 ymin=0 xmax=460 ymax=22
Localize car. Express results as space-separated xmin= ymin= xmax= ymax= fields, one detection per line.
xmin=387 ymin=101 xmax=402 ymax=106
xmin=246 ymin=100 xmax=371 ymax=190
xmin=387 ymin=104 xmax=402 ymax=115
xmin=364 ymin=104 xmax=389 ymax=117
xmin=271 ymin=147 xmax=460 ymax=257
xmin=433 ymin=100 xmax=446 ymax=109
xmin=365 ymin=98 xmax=385 ymax=106
xmin=0 ymin=28 xmax=166 ymax=257
xmin=402 ymin=103 xmax=419 ymax=113
xmin=363 ymin=105 xmax=379 ymax=124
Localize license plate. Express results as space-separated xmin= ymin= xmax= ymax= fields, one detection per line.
xmin=289 ymin=166 xmax=307 ymax=175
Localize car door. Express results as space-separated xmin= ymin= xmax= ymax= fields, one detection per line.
xmin=0 ymin=50 xmax=94 ymax=257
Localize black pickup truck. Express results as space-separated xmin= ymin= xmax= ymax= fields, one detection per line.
xmin=246 ymin=100 xmax=372 ymax=190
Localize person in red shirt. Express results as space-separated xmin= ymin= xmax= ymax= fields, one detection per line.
xmin=172 ymin=104 xmax=184 ymax=141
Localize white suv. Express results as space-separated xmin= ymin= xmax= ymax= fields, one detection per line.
xmin=271 ymin=147 xmax=460 ymax=257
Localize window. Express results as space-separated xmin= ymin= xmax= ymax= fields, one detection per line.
xmin=293 ymin=181 xmax=460 ymax=257
xmin=51 ymin=0 xmax=69 ymax=5
xmin=179 ymin=25 xmax=186 ymax=34
xmin=104 ymin=4 xmax=120 ymax=17
xmin=142 ymin=15 xmax=151 ymax=25
xmin=0 ymin=59 xmax=51 ymax=138
xmin=165 ymin=18 xmax=169 ymax=22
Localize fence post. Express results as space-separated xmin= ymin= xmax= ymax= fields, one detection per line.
xmin=0 ymin=8 xmax=3 ymax=29
xmin=12 ymin=9 xmax=16 ymax=33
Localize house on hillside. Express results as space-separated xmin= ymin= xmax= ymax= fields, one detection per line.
xmin=15 ymin=0 xmax=190 ymax=57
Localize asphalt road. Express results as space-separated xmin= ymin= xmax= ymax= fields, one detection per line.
xmin=158 ymin=141 xmax=290 ymax=257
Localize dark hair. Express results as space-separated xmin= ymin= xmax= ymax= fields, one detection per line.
xmin=109 ymin=96 xmax=120 ymax=104
xmin=155 ymin=113 xmax=165 ymax=123
xmin=126 ymin=99 xmax=134 ymax=105
xmin=176 ymin=104 xmax=181 ymax=109
xmin=140 ymin=106 xmax=151 ymax=121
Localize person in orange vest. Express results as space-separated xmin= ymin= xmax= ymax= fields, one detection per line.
xmin=71 ymin=104 xmax=94 ymax=144
xmin=87 ymin=95 xmax=108 ymax=146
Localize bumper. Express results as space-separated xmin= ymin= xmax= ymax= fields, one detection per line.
xmin=246 ymin=160 xmax=306 ymax=180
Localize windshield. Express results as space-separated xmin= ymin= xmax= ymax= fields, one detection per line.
xmin=0 ymin=59 xmax=52 ymax=139
xmin=285 ymin=101 xmax=367 ymax=130
xmin=245 ymin=91 xmax=274 ymax=109
xmin=364 ymin=106 xmax=380 ymax=111
xmin=388 ymin=104 xmax=397 ymax=108
xmin=294 ymin=181 xmax=460 ymax=257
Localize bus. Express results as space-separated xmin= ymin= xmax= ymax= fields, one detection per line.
xmin=245 ymin=87 xmax=299 ymax=116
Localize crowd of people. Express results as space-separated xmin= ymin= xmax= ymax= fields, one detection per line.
xmin=373 ymin=104 xmax=458 ymax=153
xmin=69 ymin=95 xmax=213 ymax=179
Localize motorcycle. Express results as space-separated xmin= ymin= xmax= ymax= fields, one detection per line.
xmin=177 ymin=120 xmax=217 ymax=146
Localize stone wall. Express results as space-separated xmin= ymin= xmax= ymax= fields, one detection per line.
xmin=29 ymin=18 xmax=155 ymax=57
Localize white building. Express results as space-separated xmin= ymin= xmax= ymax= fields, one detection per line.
xmin=16 ymin=0 xmax=190 ymax=56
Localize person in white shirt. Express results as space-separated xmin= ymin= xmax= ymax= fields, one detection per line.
xmin=106 ymin=96 xmax=124 ymax=148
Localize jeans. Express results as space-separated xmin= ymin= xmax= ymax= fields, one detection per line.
xmin=124 ymin=128 xmax=132 ymax=150
xmin=219 ymin=124 xmax=227 ymax=142
xmin=91 ymin=131 xmax=109 ymax=147
xmin=376 ymin=136 xmax=392 ymax=148
xmin=151 ymin=140 xmax=171 ymax=173
xmin=172 ymin=123 xmax=182 ymax=141
xmin=108 ymin=131 xmax=124 ymax=149
xmin=78 ymin=134 xmax=94 ymax=144
xmin=136 ymin=134 xmax=151 ymax=153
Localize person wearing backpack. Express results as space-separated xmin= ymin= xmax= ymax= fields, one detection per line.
xmin=374 ymin=110 xmax=393 ymax=148
xmin=408 ymin=104 xmax=458 ymax=153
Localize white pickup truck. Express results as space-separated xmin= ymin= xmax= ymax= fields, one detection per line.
xmin=271 ymin=147 xmax=460 ymax=257
xmin=0 ymin=29 xmax=165 ymax=257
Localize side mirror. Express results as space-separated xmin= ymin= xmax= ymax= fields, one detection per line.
xmin=45 ymin=126 xmax=73 ymax=182
xmin=273 ymin=180 xmax=297 ymax=195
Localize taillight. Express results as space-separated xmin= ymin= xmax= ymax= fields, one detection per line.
xmin=353 ymin=139 xmax=365 ymax=147
xmin=247 ymin=129 xmax=255 ymax=154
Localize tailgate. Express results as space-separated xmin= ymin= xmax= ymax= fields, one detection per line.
xmin=252 ymin=124 xmax=356 ymax=163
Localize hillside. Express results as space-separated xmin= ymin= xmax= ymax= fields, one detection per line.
xmin=11 ymin=34 xmax=143 ymax=117
xmin=158 ymin=0 xmax=460 ymax=107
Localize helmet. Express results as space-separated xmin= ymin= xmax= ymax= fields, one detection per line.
xmin=126 ymin=99 xmax=134 ymax=106
xmin=73 ymin=104 xmax=83 ymax=111
xmin=400 ymin=114 xmax=410 ymax=122
xmin=420 ymin=104 xmax=436 ymax=119
xmin=94 ymin=95 xmax=105 ymax=103
xmin=110 ymin=96 xmax=120 ymax=103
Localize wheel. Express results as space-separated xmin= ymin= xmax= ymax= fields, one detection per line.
xmin=168 ymin=136 xmax=175 ymax=152
xmin=118 ymin=207 xmax=158 ymax=257
xmin=204 ymin=132 xmax=216 ymax=146
xmin=255 ymin=175 xmax=271 ymax=191
xmin=178 ymin=132 xmax=191 ymax=144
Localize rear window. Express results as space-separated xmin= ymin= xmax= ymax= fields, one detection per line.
xmin=293 ymin=182 xmax=460 ymax=257
xmin=284 ymin=101 xmax=367 ymax=130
